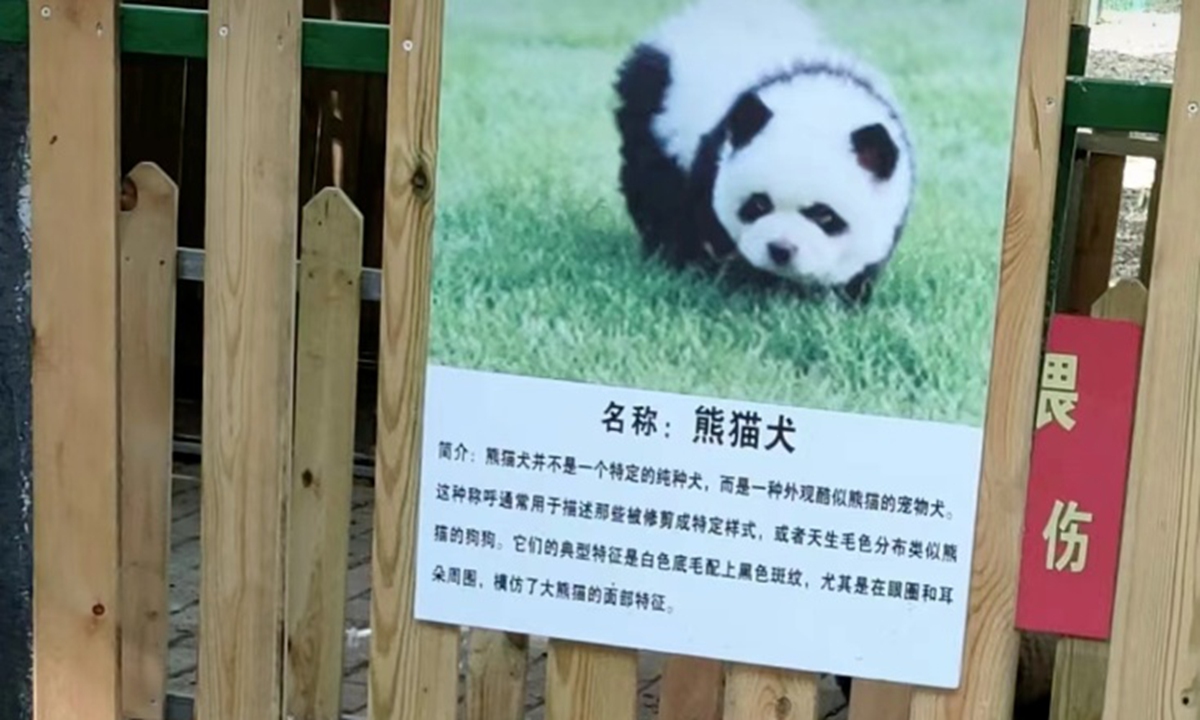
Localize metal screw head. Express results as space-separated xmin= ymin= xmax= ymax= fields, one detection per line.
xmin=402 ymin=39 xmax=414 ymax=51
xmin=1188 ymin=101 xmax=1199 ymax=115
xmin=218 ymin=25 xmax=229 ymax=37
xmin=39 ymin=6 xmax=50 ymax=18
xmin=1045 ymin=97 xmax=1057 ymax=109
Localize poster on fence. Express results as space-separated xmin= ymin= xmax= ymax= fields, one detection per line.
xmin=412 ymin=0 xmax=1025 ymax=690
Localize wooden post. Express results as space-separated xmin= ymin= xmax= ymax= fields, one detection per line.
xmin=1101 ymin=1 xmax=1200 ymax=716
xmin=369 ymin=0 xmax=461 ymax=718
xmin=118 ymin=162 xmax=179 ymax=720
xmin=27 ymin=2 xmax=123 ymax=719
xmin=909 ymin=0 xmax=1072 ymax=717
xmin=545 ymin=641 xmax=638 ymax=720
xmin=195 ymin=0 xmax=304 ymax=718
xmin=849 ymin=681 xmax=912 ymax=720
xmin=1060 ymin=152 xmax=1127 ymax=314
xmin=1071 ymin=0 xmax=1098 ymax=28
xmin=1138 ymin=159 xmax=1165 ymax=287
xmin=723 ymin=666 xmax=820 ymax=720
xmin=284 ymin=187 xmax=364 ymax=720
xmin=465 ymin=630 xmax=529 ymax=720
xmin=657 ymin=656 xmax=724 ymax=720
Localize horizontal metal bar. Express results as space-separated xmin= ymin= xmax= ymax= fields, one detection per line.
xmin=177 ymin=247 xmax=383 ymax=301
xmin=0 ymin=3 xmax=390 ymax=74
xmin=1063 ymin=77 xmax=1171 ymax=135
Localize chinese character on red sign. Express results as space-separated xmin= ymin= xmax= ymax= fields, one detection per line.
xmin=1036 ymin=353 xmax=1078 ymax=431
xmin=1015 ymin=313 xmax=1142 ymax=640
xmin=1042 ymin=498 xmax=1092 ymax=573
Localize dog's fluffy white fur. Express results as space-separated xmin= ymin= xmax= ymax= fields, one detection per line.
xmin=614 ymin=0 xmax=915 ymax=303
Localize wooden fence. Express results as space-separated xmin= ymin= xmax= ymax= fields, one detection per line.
xmin=14 ymin=0 xmax=1200 ymax=718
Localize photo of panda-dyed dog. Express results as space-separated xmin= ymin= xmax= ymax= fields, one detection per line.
xmin=613 ymin=0 xmax=915 ymax=305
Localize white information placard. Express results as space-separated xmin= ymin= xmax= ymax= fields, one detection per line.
xmin=415 ymin=365 xmax=980 ymax=688
xmin=414 ymin=0 xmax=1024 ymax=690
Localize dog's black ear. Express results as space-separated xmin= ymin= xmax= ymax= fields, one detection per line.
xmin=728 ymin=92 xmax=773 ymax=150
xmin=851 ymin=122 xmax=899 ymax=181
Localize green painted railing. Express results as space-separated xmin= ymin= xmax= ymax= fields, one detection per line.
xmin=0 ymin=2 xmax=1174 ymax=133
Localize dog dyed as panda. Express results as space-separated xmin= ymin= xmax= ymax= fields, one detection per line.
xmin=613 ymin=0 xmax=914 ymax=304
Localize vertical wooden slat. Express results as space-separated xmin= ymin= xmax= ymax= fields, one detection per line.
xmin=1050 ymin=640 xmax=1109 ymax=720
xmin=27 ymin=2 xmax=122 ymax=719
xmin=1046 ymin=279 xmax=1147 ymax=720
xmin=195 ymin=0 xmax=304 ymax=718
xmin=465 ymin=630 xmax=529 ymax=720
xmin=723 ymin=665 xmax=819 ymax=720
xmin=1089 ymin=279 xmax=1149 ymax=327
xmin=1053 ymin=150 xmax=1089 ymax=311
xmin=545 ymin=640 xmax=638 ymax=720
xmin=1137 ymin=159 xmax=1164 ymax=287
xmin=657 ymin=655 xmax=724 ymax=720
xmin=119 ymin=161 xmax=179 ymax=720
xmin=848 ymin=681 xmax=912 ymax=720
xmin=1062 ymin=153 xmax=1126 ymax=313
xmin=908 ymin=0 xmax=1072 ymax=717
xmin=285 ymin=187 xmax=364 ymax=720
xmin=369 ymin=0 xmax=460 ymax=718
xmin=1101 ymin=3 xmax=1200 ymax=717
xmin=1070 ymin=0 xmax=1097 ymax=28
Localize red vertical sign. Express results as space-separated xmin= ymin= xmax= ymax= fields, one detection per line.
xmin=1014 ymin=313 xmax=1143 ymax=640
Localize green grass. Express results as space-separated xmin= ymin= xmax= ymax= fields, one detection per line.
xmin=428 ymin=0 xmax=1025 ymax=427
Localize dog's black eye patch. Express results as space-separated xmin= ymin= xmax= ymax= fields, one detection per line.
xmin=738 ymin=193 xmax=774 ymax=224
xmin=801 ymin=203 xmax=848 ymax=236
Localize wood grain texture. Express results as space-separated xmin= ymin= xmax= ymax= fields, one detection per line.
xmin=1069 ymin=0 xmax=1096 ymax=26
xmin=1053 ymin=154 xmax=1088 ymax=312
xmin=1062 ymin=153 xmax=1126 ymax=314
xmin=1046 ymin=281 xmax=1147 ymax=720
xmin=1138 ymin=159 xmax=1164 ymax=288
xmin=1101 ymin=4 xmax=1200 ymax=717
xmin=722 ymin=664 xmax=819 ymax=720
xmin=908 ymin=1 xmax=1072 ymax=718
xmin=119 ymin=162 xmax=179 ymax=720
xmin=1050 ymin=639 xmax=1109 ymax=720
xmin=27 ymin=2 xmax=122 ymax=719
xmin=465 ymin=630 xmax=529 ymax=720
xmin=849 ymin=680 xmax=912 ymax=720
xmin=544 ymin=640 xmax=638 ymax=720
xmin=368 ymin=0 xmax=461 ymax=719
xmin=1090 ymin=279 xmax=1148 ymax=326
xmin=195 ymin=0 xmax=304 ymax=718
xmin=285 ymin=188 xmax=364 ymax=720
xmin=657 ymin=655 xmax=724 ymax=720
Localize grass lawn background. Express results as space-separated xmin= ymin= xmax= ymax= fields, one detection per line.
xmin=427 ymin=0 xmax=1026 ymax=427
